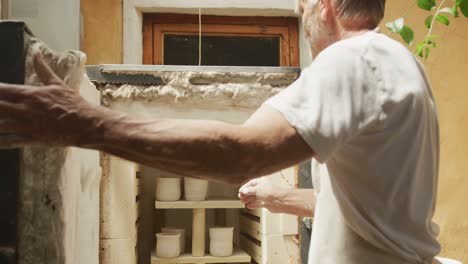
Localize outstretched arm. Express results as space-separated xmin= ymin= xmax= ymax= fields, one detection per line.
xmin=0 ymin=54 xmax=315 ymax=184
xmin=83 ymin=105 xmax=315 ymax=184
xmin=239 ymin=177 xmax=315 ymax=217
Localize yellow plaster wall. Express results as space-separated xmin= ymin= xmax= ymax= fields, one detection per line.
xmin=80 ymin=0 xmax=123 ymax=64
xmin=383 ymin=2 xmax=468 ymax=262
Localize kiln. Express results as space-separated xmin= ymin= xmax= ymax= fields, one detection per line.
xmin=89 ymin=64 xmax=302 ymax=264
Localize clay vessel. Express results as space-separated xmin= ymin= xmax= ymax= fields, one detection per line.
xmin=156 ymin=233 xmax=181 ymax=258
xmin=156 ymin=177 xmax=181 ymax=201
xmin=184 ymin=177 xmax=209 ymax=201
xmin=209 ymin=227 xmax=234 ymax=257
xmin=162 ymin=227 xmax=186 ymax=253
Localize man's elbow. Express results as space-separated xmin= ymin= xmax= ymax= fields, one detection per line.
xmin=221 ymin=168 xmax=261 ymax=186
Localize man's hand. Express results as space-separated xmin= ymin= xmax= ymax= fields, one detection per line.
xmin=0 ymin=54 xmax=114 ymax=148
xmin=239 ymin=177 xmax=316 ymax=217
xmin=238 ymin=177 xmax=288 ymax=213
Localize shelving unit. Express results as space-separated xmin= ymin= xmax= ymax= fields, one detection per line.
xmin=155 ymin=198 xmax=245 ymax=209
xmin=153 ymin=197 xmax=251 ymax=264
xmin=151 ymin=247 xmax=250 ymax=264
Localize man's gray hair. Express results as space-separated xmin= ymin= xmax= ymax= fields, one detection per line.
xmin=310 ymin=0 xmax=386 ymax=26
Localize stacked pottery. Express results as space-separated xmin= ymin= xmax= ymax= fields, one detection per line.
xmin=161 ymin=227 xmax=186 ymax=253
xmin=209 ymin=227 xmax=234 ymax=257
xmin=155 ymin=233 xmax=181 ymax=259
xmin=156 ymin=177 xmax=181 ymax=201
xmin=184 ymin=177 xmax=209 ymax=201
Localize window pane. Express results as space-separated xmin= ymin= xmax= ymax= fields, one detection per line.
xmin=164 ymin=34 xmax=280 ymax=66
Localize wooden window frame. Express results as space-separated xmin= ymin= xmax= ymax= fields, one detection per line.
xmin=143 ymin=13 xmax=300 ymax=67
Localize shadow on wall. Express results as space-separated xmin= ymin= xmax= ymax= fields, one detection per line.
xmin=0 ymin=20 xmax=26 ymax=264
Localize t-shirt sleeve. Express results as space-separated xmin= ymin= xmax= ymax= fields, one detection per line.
xmin=264 ymin=45 xmax=380 ymax=163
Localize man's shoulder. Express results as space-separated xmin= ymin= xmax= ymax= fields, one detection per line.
xmin=316 ymin=32 xmax=411 ymax=64
xmin=314 ymin=39 xmax=365 ymax=63
xmin=305 ymin=34 xmax=376 ymax=76
xmin=318 ymin=32 xmax=376 ymax=58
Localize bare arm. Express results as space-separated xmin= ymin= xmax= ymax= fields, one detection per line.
xmin=0 ymin=54 xmax=315 ymax=184
xmin=83 ymin=106 xmax=315 ymax=184
xmin=239 ymin=177 xmax=315 ymax=217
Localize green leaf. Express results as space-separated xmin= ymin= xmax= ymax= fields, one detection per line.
xmin=425 ymin=46 xmax=431 ymax=59
xmin=416 ymin=43 xmax=425 ymax=57
xmin=425 ymin=15 xmax=433 ymax=28
xmin=385 ymin=17 xmax=405 ymax=33
xmin=427 ymin=40 xmax=437 ymax=47
xmin=440 ymin=7 xmax=459 ymax=17
xmin=436 ymin=14 xmax=450 ymax=25
xmin=460 ymin=0 xmax=468 ymax=17
xmin=400 ymin=26 xmax=415 ymax=45
xmin=427 ymin=34 xmax=440 ymax=40
xmin=418 ymin=0 xmax=436 ymax=10
xmin=425 ymin=14 xmax=450 ymax=29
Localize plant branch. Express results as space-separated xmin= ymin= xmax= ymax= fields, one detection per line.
xmin=403 ymin=0 xmax=418 ymax=18
xmin=426 ymin=0 xmax=449 ymax=39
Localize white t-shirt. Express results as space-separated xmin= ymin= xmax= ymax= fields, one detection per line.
xmin=265 ymin=31 xmax=441 ymax=263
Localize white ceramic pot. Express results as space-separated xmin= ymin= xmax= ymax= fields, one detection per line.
xmin=209 ymin=227 xmax=234 ymax=257
xmin=184 ymin=177 xmax=209 ymax=201
xmin=156 ymin=233 xmax=181 ymax=259
xmin=156 ymin=177 xmax=181 ymax=201
xmin=162 ymin=227 xmax=186 ymax=253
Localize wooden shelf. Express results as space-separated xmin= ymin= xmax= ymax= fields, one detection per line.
xmin=151 ymin=247 xmax=251 ymax=264
xmin=155 ymin=199 xmax=245 ymax=209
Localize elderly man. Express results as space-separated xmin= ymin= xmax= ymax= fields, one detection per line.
xmin=0 ymin=0 xmax=440 ymax=263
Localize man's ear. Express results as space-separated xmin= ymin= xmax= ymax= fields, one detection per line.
xmin=319 ymin=0 xmax=332 ymax=21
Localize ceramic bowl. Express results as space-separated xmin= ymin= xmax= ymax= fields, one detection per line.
xmin=156 ymin=177 xmax=181 ymax=201
xmin=184 ymin=177 xmax=209 ymax=201
xmin=161 ymin=227 xmax=186 ymax=253
xmin=209 ymin=227 xmax=234 ymax=257
xmin=156 ymin=232 xmax=181 ymax=259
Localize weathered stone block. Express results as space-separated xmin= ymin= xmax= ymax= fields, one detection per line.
xmin=16 ymin=25 xmax=101 ymax=264
xmin=100 ymin=156 xmax=137 ymax=239
xmin=100 ymin=238 xmax=136 ymax=264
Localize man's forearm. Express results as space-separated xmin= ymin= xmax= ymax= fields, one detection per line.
xmin=79 ymin=109 xmax=300 ymax=184
xmin=268 ymin=188 xmax=315 ymax=217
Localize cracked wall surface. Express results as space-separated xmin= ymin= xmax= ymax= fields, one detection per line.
xmin=17 ymin=32 xmax=101 ymax=264
xmin=99 ymin=71 xmax=299 ymax=109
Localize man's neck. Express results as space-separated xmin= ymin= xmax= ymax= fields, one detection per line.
xmin=338 ymin=28 xmax=372 ymax=41
xmin=310 ymin=20 xmax=376 ymax=59
xmin=336 ymin=16 xmax=377 ymax=41
xmin=312 ymin=28 xmax=372 ymax=58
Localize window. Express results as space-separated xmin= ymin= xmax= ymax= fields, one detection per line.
xmin=143 ymin=14 xmax=299 ymax=67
